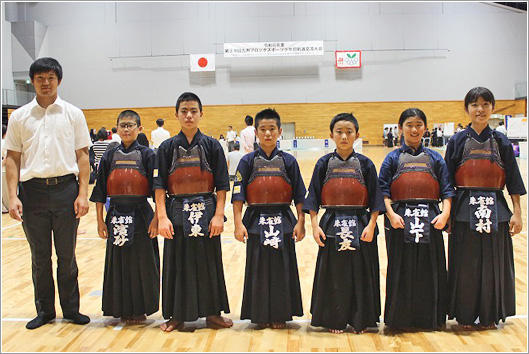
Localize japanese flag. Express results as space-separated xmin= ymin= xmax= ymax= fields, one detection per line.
xmin=190 ymin=54 xmax=215 ymax=72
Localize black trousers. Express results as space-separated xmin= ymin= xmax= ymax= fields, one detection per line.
xmin=227 ymin=141 xmax=234 ymax=152
xmin=19 ymin=177 xmax=81 ymax=317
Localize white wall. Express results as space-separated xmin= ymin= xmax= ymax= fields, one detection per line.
xmin=4 ymin=2 xmax=527 ymax=109
xmin=2 ymin=3 xmax=14 ymax=92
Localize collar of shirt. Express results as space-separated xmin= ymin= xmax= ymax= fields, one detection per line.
xmin=399 ymin=142 xmax=424 ymax=155
xmin=466 ymin=125 xmax=492 ymax=141
xmin=177 ymin=129 xmax=202 ymax=148
xmin=119 ymin=140 xmax=140 ymax=153
xmin=30 ymin=96 xmax=65 ymax=112
xmin=332 ymin=149 xmax=356 ymax=161
xmin=257 ymin=145 xmax=280 ymax=159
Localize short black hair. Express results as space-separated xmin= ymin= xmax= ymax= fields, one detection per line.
xmin=329 ymin=113 xmax=359 ymax=133
xmin=245 ymin=115 xmax=253 ymax=126
xmin=111 ymin=127 xmax=117 ymax=133
xmin=156 ymin=118 xmax=164 ymax=127
xmin=234 ymin=141 xmax=240 ymax=150
xmin=176 ymin=92 xmax=202 ymax=112
xmin=2 ymin=124 xmax=7 ymax=137
xmin=464 ymin=87 xmax=495 ymax=111
xmin=117 ymin=109 xmax=141 ymax=126
xmin=255 ymin=108 xmax=281 ymax=128
xmin=97 ymin=128 xmax=108 ymax=141
xmin=29 ymin=57 xmax=63 ymax=81
xmin=136 ymin=132 xmax=149 ymax=147
xmin=398 ymin=108 xmax=427 ymax=127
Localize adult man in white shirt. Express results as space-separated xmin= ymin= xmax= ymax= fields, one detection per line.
xmin=226 ymin=141 xmax=245 ymax=182
xmin=151 ymin=118 xmax=171 ymax=150
xmin=239 ymin=115 xmax=256 ymax=154
xmin=226 ymin=125 xmax=237 ymax=152
xmin=110 ymin=127 xmax=121 ymax=143
xmin=4 ymin=57 xmax=92 ymax=330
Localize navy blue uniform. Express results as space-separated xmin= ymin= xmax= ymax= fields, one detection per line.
xmin=154 ymin=130 xmax=231 ymax=322
xmin=379 ymin=142 xmax=455 ymax=329
xmin=90 ymin=141 xmax=160 ymax=319
xmin=232 ymin=147 xmax=306 ymax=324
xmin=304 ymin=151 xmax=385 ymax=332
xmin=445 ymin=126 xmax=526 ymax=326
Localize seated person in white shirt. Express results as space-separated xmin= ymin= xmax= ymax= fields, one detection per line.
xmin=151 ymin=118 xmax=171 ymax=150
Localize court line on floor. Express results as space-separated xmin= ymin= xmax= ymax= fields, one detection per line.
xmin=1 ymin=222 xmax=22 ymax=230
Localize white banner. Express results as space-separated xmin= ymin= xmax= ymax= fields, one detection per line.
xmin=224 ymin=41 xmax=324 ymax=58
xmin=190 ymin=54 xmax=215 ymax=72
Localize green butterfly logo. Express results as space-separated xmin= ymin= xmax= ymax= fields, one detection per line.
xmin=346 ymin=53 xmax=357 ymax=59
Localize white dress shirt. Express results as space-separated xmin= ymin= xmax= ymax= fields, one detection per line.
xmin=4 ymin=96 xmax=92 ymax=182
xmin=495 ymin=125 xmax=507 ymax=136
xmin=151 ymin=127 xmax=171 ymax=148
xmin=240 ymin=125 xmax=256 ymax=153
xmin=111 ymin=133 xmax=121 ymax=143
xmin=226 ymin=130 xmax=237 ymax=143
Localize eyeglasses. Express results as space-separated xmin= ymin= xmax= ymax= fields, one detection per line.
xmin=118 ymin=123 xmax=137 ymax=129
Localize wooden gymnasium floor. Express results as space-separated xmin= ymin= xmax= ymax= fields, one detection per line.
xmin=1 ymin=146 xmax=527 ymax=352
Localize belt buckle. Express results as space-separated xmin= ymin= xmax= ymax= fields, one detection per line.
xmin=46 ymin=177 xmax=59 ymax=185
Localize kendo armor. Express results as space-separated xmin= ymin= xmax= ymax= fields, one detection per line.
xmin=167 ymin=145 xmax=214 ymax=196
xmin=107 ymin=149 xmax=150 ymax=197
xmin=246 ymin=154 xmax=292 ymax=206
xmin=455 ymin=133 xmax=505 ymax=190
xmin=390 ymin=151 xmax=440 ymax=202
xmin=321 ymin=155 xmax=368 ymax=208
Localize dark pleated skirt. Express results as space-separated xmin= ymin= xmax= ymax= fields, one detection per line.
xmin=384 ymin=220 xmax=447 ymax=330
xmin=102 ymin=204 xmax=160 ymax=318
xmin=162 ymin=225 xmax=230 ymax=321
xmin=310 ymin=235 xmax=380 ymax=331
xmin=241 ymin=233 xmax=303 ymax=323
xmin=447 ymin=221 xmax=515 ymax=326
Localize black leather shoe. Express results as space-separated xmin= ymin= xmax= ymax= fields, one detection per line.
xmin=63 ymin=312 xmax=90 ymax=325
xmin=26 ymin=314 xmax=56 ymax=330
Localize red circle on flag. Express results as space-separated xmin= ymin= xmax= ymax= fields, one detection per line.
xmin=198 ymin=57 xmax=208 ymax=68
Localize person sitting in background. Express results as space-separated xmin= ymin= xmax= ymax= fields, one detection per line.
xmin=423 ymin=127 xmax=431 ymax=147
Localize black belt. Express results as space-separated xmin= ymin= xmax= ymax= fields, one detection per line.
xmin=29 ymin=174 xmax=76 ymax=185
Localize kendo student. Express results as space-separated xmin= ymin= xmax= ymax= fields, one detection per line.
xmin=90 ymin=110 xmax=160 ymax=324
xmin=378 ymin=108 xmax=454 ymax=331
xmin=232 ymin=108 xmax=306 ymax=329
xmin=155 ymin=92 xmax=233 ymax=332
xmin=304 ymin=113 xmax=385 ymax=334
xmin=445 ymin=87 xmax=525 ymax=330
